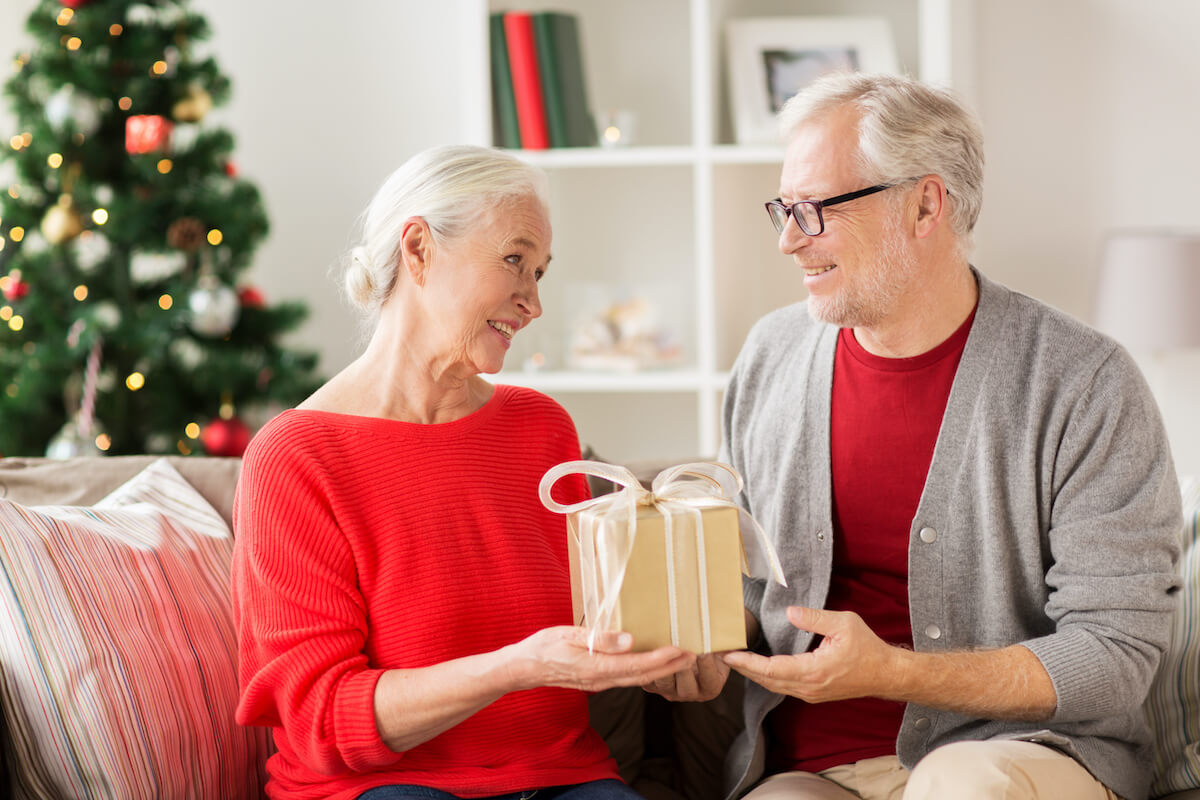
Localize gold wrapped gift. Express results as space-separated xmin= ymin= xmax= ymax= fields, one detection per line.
xmin=539 ymin=461 xmax=786 ymax=654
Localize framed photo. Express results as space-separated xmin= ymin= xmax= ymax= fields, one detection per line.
xmin=726 ymin=17 xmax=899 ymax=145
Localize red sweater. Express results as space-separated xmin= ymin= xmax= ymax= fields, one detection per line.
xmin=231 ymin=385 xmax=617 ymax=799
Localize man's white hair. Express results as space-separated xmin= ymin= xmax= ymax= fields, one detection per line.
xmin=778 ymin=72 xmax=985 ymax=253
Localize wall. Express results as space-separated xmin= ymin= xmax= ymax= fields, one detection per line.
xmin=2 ymin=0 xmax=1198 ymax=472
xmin=0 ymin=0 xmax=465 ymax=376
xmin=971 ymin=0 xmax=1200 ymax=474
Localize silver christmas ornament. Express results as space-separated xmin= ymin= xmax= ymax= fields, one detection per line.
xmin=73 ymin=231 xmax=111 ymax=272
xmin=169 ymin=337 xmax=206 ymax=369
xmin=188 ymin=275 xmax=240 ymax=337
xmin=45 ymin=85 xmax=101 ymax=136
xmin=130 ymin=251 xmax=186 ymax=283
xmin=45 ymin=417 xmax=104 ymax=459
xmin=170 ymin=123 xmax=200 ymax=151
xmin=91 ymin=301 xmax=122 ymax=331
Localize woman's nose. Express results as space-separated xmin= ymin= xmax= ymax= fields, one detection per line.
xmin=516 ymin=280 xmax=542 ymax=320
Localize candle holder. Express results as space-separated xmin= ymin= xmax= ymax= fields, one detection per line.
xmin=597 ymin=109 xmax=637 ymax=148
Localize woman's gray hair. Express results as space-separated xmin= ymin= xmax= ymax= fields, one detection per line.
xmin=777 ymin=72 xmax=984 ymax=249
xmin=340 ymin=144 xmax=549 ymax=319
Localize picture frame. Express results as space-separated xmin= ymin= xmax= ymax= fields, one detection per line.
xmin=726 ymin=17 xmax=899 ymax=145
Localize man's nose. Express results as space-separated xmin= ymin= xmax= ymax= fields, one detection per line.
xmin=778 ymin=217 xmax=812 ymax=256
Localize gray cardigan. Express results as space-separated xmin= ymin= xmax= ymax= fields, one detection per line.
xmin=720 ymin=270 xmax=1182 ymax=800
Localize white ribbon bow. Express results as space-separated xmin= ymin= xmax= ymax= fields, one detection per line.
xmin=539 ymin=460 xmax=786 ymax=651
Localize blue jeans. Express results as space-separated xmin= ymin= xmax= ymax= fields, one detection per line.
xmin=357 ymin=779 xmax=643 ymax=800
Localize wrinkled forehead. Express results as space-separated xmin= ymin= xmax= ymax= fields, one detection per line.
xmin=778 ymin=108 xmax=864 ymax=198
xmin=475 ymin=194 xmax=553 ymax=249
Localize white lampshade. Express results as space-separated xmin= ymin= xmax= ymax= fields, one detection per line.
xmin=1093 ymin=230 xmax=1200 ymax=352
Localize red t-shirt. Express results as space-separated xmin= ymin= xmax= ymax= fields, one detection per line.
xmin=768 ymin=308 xmax=976 ymax=774
xmin=232 ymin=385 xmax=618 ymax=799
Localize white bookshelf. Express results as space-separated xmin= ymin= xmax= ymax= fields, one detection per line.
xmin=462 ymin=0 xmax=971 ymax=462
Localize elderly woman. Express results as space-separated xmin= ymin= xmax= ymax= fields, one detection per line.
xmin=231 ymin=145 xmax=694 ymax=800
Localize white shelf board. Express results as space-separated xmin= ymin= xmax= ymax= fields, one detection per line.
xmin=504 ymin=145 xmax=786 ymax=168
xmin=506 ymin=146 xmax=698 ymax=169
xmin=486 ymin=370 xmax=731 ymax=392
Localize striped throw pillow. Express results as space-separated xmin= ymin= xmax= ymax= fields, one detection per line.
xmin=0 ymin=458 xmax=271 ymax=799
xmin=1148 ymin=475 xmax=1200 ymax=796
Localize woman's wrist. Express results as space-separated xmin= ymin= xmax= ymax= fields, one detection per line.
xmin=495 ymin=640 xmax=540 ymax=693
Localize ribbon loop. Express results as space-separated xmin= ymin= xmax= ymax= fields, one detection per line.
xmin=539 ymin=460 xmax=648 ymax=514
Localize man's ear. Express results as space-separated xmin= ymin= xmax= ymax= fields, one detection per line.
xmin=913 ymin=176 xmax=948 ymax=239
xmin=399 ymin=217 xmax=434 ymax=287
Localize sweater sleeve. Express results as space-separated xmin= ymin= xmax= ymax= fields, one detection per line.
xmin=1023 ymin=346 xmax=1183 ymax=723
xmin=231 ymin=429 xmax=401 ymax=774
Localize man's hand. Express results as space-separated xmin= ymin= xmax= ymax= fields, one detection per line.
xmin=722 ymin=606 xmax=1057 ymax=720
xmin=721 ymin=606 xmax=901 ymax=703
xmin=644 ymin=652 xmax=730 ymax=701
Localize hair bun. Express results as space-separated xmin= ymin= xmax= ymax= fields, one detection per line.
xmin=350 ymin=246 xmax=373 ymax=271
xmin=344 ymin=245 xmax=377 ymax=309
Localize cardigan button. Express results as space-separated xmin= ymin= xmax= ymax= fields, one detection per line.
xmin=816 ymin=531 xmax=825 ymax=541
xmin=914 ymin=717 xmax=931 ymax=731
xmin=925 ymin=624 xmax=942 ymax=640
xmin=919 ymin=526 xmax=937 ymax=543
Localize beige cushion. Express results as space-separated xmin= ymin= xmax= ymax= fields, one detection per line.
xmin=0 ymin=455 xmax=241 ymax=528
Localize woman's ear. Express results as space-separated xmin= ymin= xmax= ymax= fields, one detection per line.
xmin=399 ymin=217 xmax=434 ymax=287
xmin=913 ymin=176 xmax=948 ymax=239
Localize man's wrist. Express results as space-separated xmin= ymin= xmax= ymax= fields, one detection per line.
xmin=882 ymin=642 xmax=919 ymax=703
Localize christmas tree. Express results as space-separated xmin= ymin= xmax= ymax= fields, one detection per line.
xmin=0 ymin=0 xmax=322 ymax=458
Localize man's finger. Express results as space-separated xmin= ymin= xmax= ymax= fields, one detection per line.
xmin=721 ymin=650 xmax=770 ymax=679
xmin=786 ymin=605 xmax=837 ymax=635
xmin=696 ymin=654 xmax=729 ymax=694
xmin=684 ymin=663 xmax=710 ymax=698
xmin=648 ymin=673 xmax=675 ymax=693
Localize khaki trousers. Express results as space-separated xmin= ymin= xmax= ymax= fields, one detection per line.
xmin=742 ymin=741 xmax=1121 ymax=800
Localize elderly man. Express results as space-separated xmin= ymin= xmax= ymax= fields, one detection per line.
xmin=653 ymin=72 xmax=1181 ymax=800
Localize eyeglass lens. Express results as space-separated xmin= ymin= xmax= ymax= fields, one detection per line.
xmin=767 ymin=201 xmax=822 ymax=235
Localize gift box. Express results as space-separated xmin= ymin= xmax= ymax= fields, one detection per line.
xmin=540 ymin=461 xmax=785 ymax=654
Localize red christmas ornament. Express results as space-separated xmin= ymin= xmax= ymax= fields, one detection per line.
xmin=61 ymin=0 xmax=91 ymax=7
xmin=237 ymin=285 xmax=265 ymax=309
xmin=223 ymin=161 xmax=238 ymax=177
xmin=125 ymin=115 xmax=173 ymax=154
xmin=2 ymin=277 xmax=29 ymax=301
xmin=200 ymin=416 xmax=251 ymax=457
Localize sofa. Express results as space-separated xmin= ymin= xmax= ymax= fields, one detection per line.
xmin=0 ymin=454 xmax=1196 ymax=800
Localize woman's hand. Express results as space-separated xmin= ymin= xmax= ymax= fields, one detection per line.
xmin=505 ymin=626 xmax=697 ymax=693
xmin=375 ymin=626 xmax=695 ymax=753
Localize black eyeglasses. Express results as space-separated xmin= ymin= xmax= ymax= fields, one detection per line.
xmin=765 ymin=180 xmax=919 ymax=236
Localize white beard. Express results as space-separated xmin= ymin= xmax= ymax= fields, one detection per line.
xmin=807 ymin=211 xmax=920 ymax=329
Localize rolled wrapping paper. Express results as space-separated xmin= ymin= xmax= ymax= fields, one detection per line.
xmin=539 ymin=460 xmax=786 ymax=651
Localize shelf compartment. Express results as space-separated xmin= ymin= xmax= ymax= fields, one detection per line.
xmin=551 ymin=391 xmax=706 ymax=464
xmin=712 ymin=161 xmax=805 ymax=370
xmin=487 ymin=0 xmax=693 ymax=148
xmin=502 ymin=165 xmax=697 ymax=374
